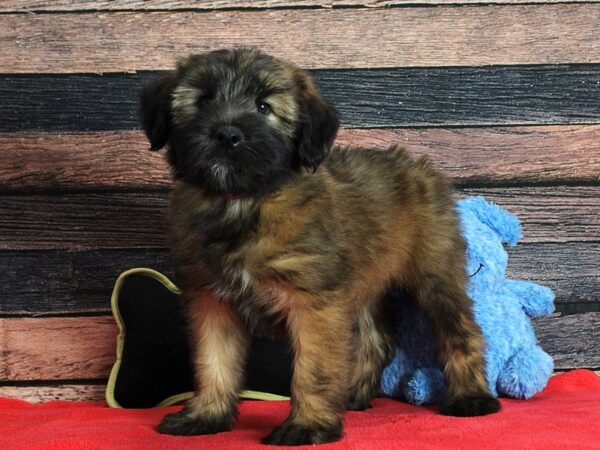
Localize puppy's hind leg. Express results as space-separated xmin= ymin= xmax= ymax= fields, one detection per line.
xmin=409 ymin=272 xmax=500 ymax=416
xmin=157 ymin=292 xmax=249 ymax=435
xmin=347 ymin=299 xmax=395 ymax=411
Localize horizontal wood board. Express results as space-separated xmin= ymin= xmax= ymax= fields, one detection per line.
xmin=505 ymin=243 xmax=600 ymax=306
xmin=2 ymin=66 xmax=600 ymax=131
xmin=2 ymin=4 xmax=600 ymax=72
xmin=3 ymin=1 xmax=600 ymax=13
xmin=532 ymin=313 xmax=600 ymax=369
xmin=1 ymin=242 xmax=598 ymax=314
xmin=0 ymin=187 xmax=597 ymax=251
xmin=2 ymin=126 xmax=600 ymax=191
xmin=0 ymin=317 xmax=117 ymax=381
xmin=4 ymin=373 xmax=600 ymax=404
xmin=0 ymin=384 xmax=106 ymax=403
xmin=1 ymin=313 xmax=597 ymax=382
xmin=0 ymin=249 xmax=172 ymax=315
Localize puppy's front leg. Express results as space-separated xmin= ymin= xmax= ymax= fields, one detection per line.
xmin=263 ymin=300 xmax=351 ymax=446
xmin=158 ymin=291 xmax=249 ymax=435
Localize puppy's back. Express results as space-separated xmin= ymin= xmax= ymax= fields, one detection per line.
xmin=323 ymin=145 xmax=454 ymax=217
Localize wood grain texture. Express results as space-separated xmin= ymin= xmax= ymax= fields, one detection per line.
xmin=1 ymin=241 xmax=598 ymax=314
xmin=461 ymin=187 xmax=600 ymax=244
xmin=3 ymin=1 xmax=600 ymax=13
xmin=0 ymin=132 xmax=170 ymax=191
xmin=3 ymin=65 xmax=600 ymax=132
xmin=339 ymin=127 xmax=600 ymax=186
xmin=1 ymin=4 xmax=600 ymax=72
xmin=0 ymin=187 xmax=597 ymax=251
xmin=2 ymin=126 xmax=600 ymax=191
xmin=4 ymin=375 xmax=600 ymax=403
xmin=315 ymin=66 xmax=600 ymax=127
xmin=2 ymin=373 xmax=600 ymax=404
xmin=0 ymin=193 xmax=169 ymax=251
xmin=0 ymin=317 xmax=117 ymax=381
xmin=506 ymin=243 xmax=600 ymax=305
xmin=0 ymin=384 xmax=106 ymax=403
xmin=534 ymin=313 xmax=600 ymax=369
xmin=1 ymin=313 xmax=596 ymax=383
xmin=0 ymin=249 xmax=172 ymax=315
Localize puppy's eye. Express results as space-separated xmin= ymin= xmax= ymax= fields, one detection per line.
xmin=197 ymin=95 xmax=211 ymax=107
xmin=256 ymin=101 xmax=271 ymax=115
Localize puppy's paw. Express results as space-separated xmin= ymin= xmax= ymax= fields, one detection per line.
xmin=157 ymin=409 xmax=232 ymax=436
xmin=440 ymin=394 xmax=501 ymax=417
xmin=261 ymin=420 xmax=342 ymax=446
xmin=346 ymin=395 xmax=373 ymax=411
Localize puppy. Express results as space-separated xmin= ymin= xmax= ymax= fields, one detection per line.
xmin=140 ymin=47 xmax=500 ymax=446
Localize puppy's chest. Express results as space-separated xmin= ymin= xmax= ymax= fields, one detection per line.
xmin=182 ymin=226 xmax=290 ymax=332
xmin=170 ymin=184 xmax=350 ymax=318
xmin=172 ymin=197 xmax=267 ymax=288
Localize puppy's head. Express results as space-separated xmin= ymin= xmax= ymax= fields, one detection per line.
xmin=140 ymin=48 xmax=339 ymax=197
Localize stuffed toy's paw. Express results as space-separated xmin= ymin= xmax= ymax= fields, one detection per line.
xmin=497 ymin=345 xmax=554 ymax=399
xmin=402 ymin=368 xmax=445 ymax=406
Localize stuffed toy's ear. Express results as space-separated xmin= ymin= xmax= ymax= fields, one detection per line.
xmin=295 ymin=76 xmax=340 ymax=171
xmin=139 ymin=72 xmax=177 ymax=151
xmin=459 ymin=196 xmax=522 ymax=246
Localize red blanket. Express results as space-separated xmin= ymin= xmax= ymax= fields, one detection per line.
xmin=2 ymin=370 xmax=599 ymax=449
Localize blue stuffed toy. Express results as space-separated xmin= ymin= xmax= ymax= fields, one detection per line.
xmin=380 ymin=196 xmax=555 ymax=405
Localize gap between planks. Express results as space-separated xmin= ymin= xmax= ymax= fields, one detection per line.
xmin=3 ymin=1 xmax=600 ymax=14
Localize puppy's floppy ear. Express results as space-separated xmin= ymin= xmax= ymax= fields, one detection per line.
xmin=295 ymin=81 xmax=340 ymax=171
xmin=139 ymin=72 xmax=177 ymax=151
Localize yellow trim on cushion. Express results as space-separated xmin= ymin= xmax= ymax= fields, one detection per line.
xmin=105 ymin=268 xmax=290 ymax=408
xmin=154 ymin=389 xmax=288 ymax=408
xmin=239 ymin=390 xmax=289 ymax=401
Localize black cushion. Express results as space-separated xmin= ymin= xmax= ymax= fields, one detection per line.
xmin=106 ymin=269 xmax=293 ymax=408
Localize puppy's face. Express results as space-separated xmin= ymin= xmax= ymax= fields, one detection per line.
xmin=140 ymin=48 xmax=339 ymax=196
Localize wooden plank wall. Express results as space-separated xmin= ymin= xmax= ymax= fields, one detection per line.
xmin=1 ymin=0 xmax=599 ymax=402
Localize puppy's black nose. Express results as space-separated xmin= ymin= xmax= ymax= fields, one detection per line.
xmin=216 ymin=126 xmax=243 ymax=148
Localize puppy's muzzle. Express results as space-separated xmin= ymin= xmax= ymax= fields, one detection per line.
xmin=215 ymin=125 xmax=243 ymax=149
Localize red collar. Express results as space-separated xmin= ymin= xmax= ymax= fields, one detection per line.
xmin=220 ymin=192 xmax=250 ymax=201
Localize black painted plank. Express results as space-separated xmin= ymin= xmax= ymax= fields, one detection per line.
xmin=1 ymin=187 xmax=598 ymax=250
xmin=533 ymin=312 xmax=600 ymax=370
xmin=0 ymin=250 xmax=171 ymax=315
xmin=0 ymin=72 xmax=154 ymax=133
xmin=1 ymin=65 xmax=599 ymax=132
xmin=506 ymin=243 xmax=600 ymax=305
xmin=3 ymin=188 xmax=600 ymax=249
xmin=317 ymin=65 xmax=600 ymax=127
xmin=1 ymin=243 xmax=598 ymax=314
xmin=0 ymin=193 xmax=169 ymax=250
